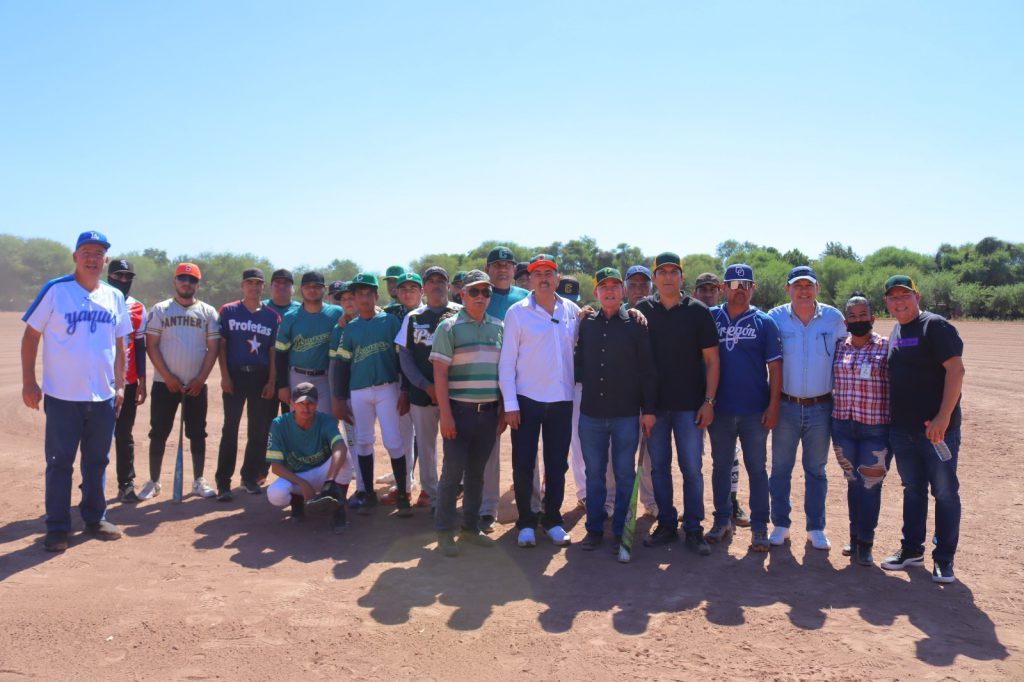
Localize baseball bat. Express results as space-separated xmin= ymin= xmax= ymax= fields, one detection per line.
xmin=172 ymin=406 xmax=184 ymax=503
xmin=618 ymin=434 xmax=646 ymax=563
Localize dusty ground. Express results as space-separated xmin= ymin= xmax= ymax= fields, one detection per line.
xmin=0 ymin=312 xmax=1021 ymax=681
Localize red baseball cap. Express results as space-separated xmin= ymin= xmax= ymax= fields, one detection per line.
xmin=175 ymin=262 xmax=202 ymax=280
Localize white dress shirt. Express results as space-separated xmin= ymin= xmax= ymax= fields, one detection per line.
xmin=499 ymin=292 xmax=580 ymax=411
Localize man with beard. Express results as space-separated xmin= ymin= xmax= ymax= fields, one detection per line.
xmin=141 ymin=263 xmax=221 ymax=500
xmin=107 ymin=258 xmax=149 ymax=503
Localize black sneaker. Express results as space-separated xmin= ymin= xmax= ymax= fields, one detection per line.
xmin=686 ymin=529 xmax=712 ymax=556
xmin=348 ymin=491 xmax=364 ymax=509
xmin=643 ymin=524 xmax=679 ymax=548
xmin=290 ymin=494 xmax=306 ymax=522
xmin=881 ymin=547 xmax=925 ymax=570
xmin=731 ymin=495 xmax=751 ymax=528
xmin=855 ymin=541 xmax=874 ymax=566
xmin=43 ymin=531 xmax=69 ymax=552
xmin=438 ymin=533 xmax=459 ymax=557
xmin=932 ymin=561 xmax=956 ymax=584
xmin=241 ymin=480 xmax=262 ymax=495
xmin=580 ymin=531 xmax=603 ymax=551
xmin=118 ymin=485 xmax=140 ymax=503
xmin=331 ymin=506 xmax=348 ymax=534
xmin=85 ymin=520 xmax=122 ymax=540
xmin=395 ymin=492 xmax=413 ymax=518
xmin=356 ymin=490 xmax=378 ymax=516
xmin=216 ymin=487 xmax=233 ymax=502
xmin=479 ymin=514 xmax=497 ymax=534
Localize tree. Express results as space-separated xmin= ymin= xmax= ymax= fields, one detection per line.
xmin=821 ymin=242 xmax=859 ymax=262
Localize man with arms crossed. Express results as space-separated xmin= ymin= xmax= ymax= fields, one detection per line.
xmin=22 ymin=230 xmax=132 ymax=551
xmin=142 ymin=263 xmax=221 ymax=500
xmin=879 ymin=275 xmax=965 ymax=583
xmin=767 ymin=266 xmax=846 ymax=549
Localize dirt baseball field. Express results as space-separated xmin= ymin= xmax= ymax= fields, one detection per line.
xmin=0 ymin=313 xmax=1021 ymax=680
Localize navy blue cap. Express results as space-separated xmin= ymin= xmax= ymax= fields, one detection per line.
xmin=787 ymin=265 xmax=817 ymax=284
xmin=625 ymin=265 xmax=652 ymax=281
xmin=724 ymin=263 xmax=755 ymax=282
xmin=76 ymin=230 xmax=110 ymax=251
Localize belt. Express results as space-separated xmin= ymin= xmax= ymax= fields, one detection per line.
xmin=451 ymin=399 xmax=499 ymax=413
xmin=291 ymin=367 xmax=326 ymax=377
xmin=234 ymin=364 xmax=267 ymax=374
xmin=782 ymin=392 xmax=833 ymax=406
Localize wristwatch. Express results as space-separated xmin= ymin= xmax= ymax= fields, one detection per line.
xmin=704 ymin=396 xmax=716 ymax=406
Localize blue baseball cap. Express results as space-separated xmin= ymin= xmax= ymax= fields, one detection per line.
xmin=76 ymin=230 xmax=111 ymax=251
xmin=724 ymin=263 xmax=755 ymax=282
xmin=625 ymin=265 xmax=652 ymax=281
xmin=787 ymin=265 xmax=818 ymax=284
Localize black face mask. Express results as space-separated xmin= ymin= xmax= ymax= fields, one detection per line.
xmin=847 ymin=320 xmax=873 ymax=337
xmin=109 ymin=278 xmax=132 ymax=298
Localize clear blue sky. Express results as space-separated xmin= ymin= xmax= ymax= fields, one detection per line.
xmin=2 ymin=1 xmax=1021 ymax=271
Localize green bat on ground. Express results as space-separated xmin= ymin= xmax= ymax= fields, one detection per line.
xmin=618 ymin=438 xmax=645 ymax=563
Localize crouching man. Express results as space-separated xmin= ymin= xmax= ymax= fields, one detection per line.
xmin=266 ymin=382 xmax=349 ymax=532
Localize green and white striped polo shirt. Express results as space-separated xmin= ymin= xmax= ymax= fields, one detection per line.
xmin=429 ymin=309 xmax=503 ymax=403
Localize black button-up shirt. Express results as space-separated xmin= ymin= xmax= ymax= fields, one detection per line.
xmin=633 ymin=291 xmax=719 ymax=411
xmin=574 ymin=305 xmax=657 ymax=418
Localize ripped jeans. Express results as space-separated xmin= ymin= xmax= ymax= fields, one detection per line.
xmin=831 ymin=419 xmax=890 ymax=545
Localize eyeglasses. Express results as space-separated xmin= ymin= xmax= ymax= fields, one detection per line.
xmin=464 ymin=287 xmax=492 ymax=298
xmin=176 ymin=275 xmax=199 ymax=284
xmin=109 ymin=272 xmax=135 ymax=282
xmin=726 ymin=281 xmax=753 ymax=290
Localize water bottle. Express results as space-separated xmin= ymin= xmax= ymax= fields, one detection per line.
xmin=933 ymin=440 xmax=952 ymax=462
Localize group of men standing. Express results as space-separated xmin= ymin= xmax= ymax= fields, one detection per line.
xmin=21 ymin=233 xmax=966 ymax=584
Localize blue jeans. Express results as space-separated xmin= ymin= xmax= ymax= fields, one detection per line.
xmin=831 ymin=419 xmax=890 ymax=544
xmin=647 ymin=410 xmax=704 ymax=532
xmin=890 ymin=427 xmax=961 ymax=563
xmin=43 ymin=396 xmax=117 ymax=533
xmin=578 ymin=413 xmax=640 ymax=536
xmin=510 ymin=395 xmax=573 ymax=530
xmin=770 ymin=400 xmax=831 ymax=531
xmin=708 ymin=412 xmax=770 ymax=532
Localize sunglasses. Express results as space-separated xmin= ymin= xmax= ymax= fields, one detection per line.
xmin=463 ymin=287 xmax=492 ymax=298
xmin=726 ymin=281 xmax=753 ymax=290
xmin=176 ymin=275 xmax=199 ymax=284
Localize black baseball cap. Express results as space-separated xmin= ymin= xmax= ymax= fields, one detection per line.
xmin=653 ymin=252 xmax=683 ymax=273
xmin=328 ymin=280 xmax=349 ymax=296
xmin=301 ymin=271 xmax=326 ymax=286
xmin=291 ymin=382 xmax=319 ymax=404
xmin=453 ymin=271 xmax=468 ymax=284
xmin=487 ymin=246 xmax=517 ymax=264
xmin=695 ymin=272 xmax=722 ymax=287
xmin=514 ymin=261 xmax=529 ymax=280
xmin=556 ymin=276 xmax=581 ymax=302
xmin=108 ymin=259 xmax=134 ymax=276
xmin=242 ymin=268 xmax=265 ymax=282
xmin=271 ymin=269 xmax=294 ymax=283
xmin=422 ymin=266 xmax=449 ymax=282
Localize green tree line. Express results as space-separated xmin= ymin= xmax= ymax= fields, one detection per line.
xmin=2 ymin=233 xmax=1022 ymax=318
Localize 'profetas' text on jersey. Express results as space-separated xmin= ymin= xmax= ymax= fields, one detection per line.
xmin=219 ymin=300 xmax=281 ymax=370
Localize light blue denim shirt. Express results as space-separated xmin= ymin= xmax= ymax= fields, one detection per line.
xmin=767 ymin=302 xmax=847 ymax=398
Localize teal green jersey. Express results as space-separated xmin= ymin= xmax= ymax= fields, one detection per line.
xmin=275 ymin=304 xmax=343 ymax=371
xmin=336 ymin=312 xmax=402 ymax=390
xmin=264 ymin=299 xmax=300 ymax=318
xmin=266 ymin=411 xmax=341 ymax=473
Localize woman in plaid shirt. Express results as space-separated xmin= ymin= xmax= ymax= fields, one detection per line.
xmin=831 ymin=294 xmax=891 ymax=566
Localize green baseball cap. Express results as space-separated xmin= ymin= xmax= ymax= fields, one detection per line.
xmin=350 ymin=272 xmax=380 ymax=289
xmin=395 ymin=272 xmax=423 ymax=287
xmin=884 ymin=274 xmax=918 ymax=294
xmin=653 ymin=252 xmax=683 ymax=273
xmin=453 ymin=271 xmax=468 ymax=284
xmin=487 ymin=246 xmax=517 ymax=264
xmin=384 ymin=265 xmax=407 ymax=279
xmin=595 ymin=267 xmax=624 ymax=285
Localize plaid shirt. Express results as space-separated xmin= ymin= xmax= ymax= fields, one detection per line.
xmin=832 ymin=332 xmax=890 ymax=425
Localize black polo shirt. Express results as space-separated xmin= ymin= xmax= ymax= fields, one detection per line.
xmin=888 ymin=311 xmax=963 ymax=431
xmin=634 ymin=292 xmax=719 ymax=411
xmin=575 ymin=306 xmax=658 ymax=418
xmin=403 ymin=303 xmax=461 ymax=407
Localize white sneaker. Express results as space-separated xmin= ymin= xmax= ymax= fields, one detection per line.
xmin=769 ymin=526 xmax=790 ymax=546
xmin=192 ymin=477 xmax=216 ymax=498
xmin=517 ymin=527 xmax=536 ymax=547
xmin=138 ymin=480 xmax=161 ymax=500
xmin=808 ymin=530 xmax=831 ymax=550
xmin=375 ymin=472 xmax=395 ymax=484
xmin=546 ymin=525 xmax=571 ymax=546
